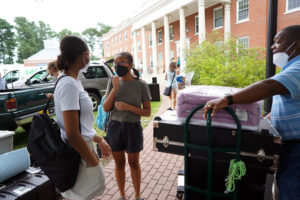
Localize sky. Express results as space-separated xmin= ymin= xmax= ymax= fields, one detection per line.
xmin=0 ymin=0 xmax=146 ymax=33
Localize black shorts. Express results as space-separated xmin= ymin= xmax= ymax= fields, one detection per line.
xmin=106 ymin=120 xmax=143 ymax=153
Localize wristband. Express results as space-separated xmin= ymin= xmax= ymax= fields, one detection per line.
xmin=225 ymin=95 xmax=233 ymax=105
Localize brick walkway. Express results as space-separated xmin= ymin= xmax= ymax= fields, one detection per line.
xmin=94 ymin=82 xmax=184 ymax=200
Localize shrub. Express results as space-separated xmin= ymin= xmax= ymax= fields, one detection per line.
xmin=185 ymin=34 xmax=266 ymax=88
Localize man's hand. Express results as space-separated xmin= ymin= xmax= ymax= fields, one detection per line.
xmin=202 ymin=97 xmax=229 ymax=119
xmin=93 ymin=135 xmax=112 ymax=159
xmin=115 ymin=102 xmax=130 ymax=111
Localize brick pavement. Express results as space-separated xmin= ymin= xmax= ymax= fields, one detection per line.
xmin=94 ymin=80 xmax=184 ymax=200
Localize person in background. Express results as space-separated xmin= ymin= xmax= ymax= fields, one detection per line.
xmin=165 ymin=62 xmax=179 ymax=110
xmin=103 ymin=52 xmax=151 ymax=200
xmin=202 ymin=25 xmax=300 ymax=200
xmin=0 ymin=72 xmax=8 ymax=90
xmin=55 ymin=35 xmax=111 ymax=200
xmin=177 ymin=56 xmax=181 ymax=68
xmin=46 ymin=60 xmax=60 ymax=99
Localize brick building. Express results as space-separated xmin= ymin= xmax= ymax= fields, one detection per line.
xmin=102 ymin=0 xmax=300 ymax=76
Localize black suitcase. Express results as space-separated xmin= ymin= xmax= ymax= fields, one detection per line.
xmin=0 ymin=170 xmax=57 ymax=200
xmin=148 ymin=83 xmax=160 ymax=101
xmin=153 ymin=111 xmax=282 ymax=200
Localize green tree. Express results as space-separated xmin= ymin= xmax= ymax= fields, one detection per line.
xmin=82 ymin=27 xmax=99 ymax=54
xmin=56 ymin=28 xmax=72 ymax=41
xmin=14 ymin=17 xmax=44 ymax=63
xmin=37 ymin=21 xmax=56 ymax=41
xmin=96 ymin=23 xmax=112 ymax=56
xmin=0 ymin=18 xmax=16 ymax=64
xmin=185 ymin=34 xmax=266 ymax=88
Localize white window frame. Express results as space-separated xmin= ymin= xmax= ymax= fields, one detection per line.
xmin=157 ymin=30 xmax=162 ymax=45
xmin=236 ymin=0 xmax=250 ymax=24
xmin=213 ymin=6 xmax=223 ymax=30
xmin=149 ymin=34 xmax=152 ymax=47
xmin=125 ymin=32 xmax=127 ymax=40
xmin=285 ymin=0 xmax=300 ymax=14
xmin=195 ymin=16 xmax=199 ymax=35
xmin=238 ymin=36 xmax=249 ymax=49
xmin=169 ymin=26 xmax=174 ymax=41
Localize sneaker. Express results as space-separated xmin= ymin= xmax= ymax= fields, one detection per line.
xmin=167 ymin=107 xmax=173 ymax=111
xmin=118 ymin=197 xmax=126 ymax=200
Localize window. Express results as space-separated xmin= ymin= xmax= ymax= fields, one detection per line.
xmin=83 ymin=66 xmax=108 ymax=79
xmin=136 ymin=31 xmax=140 ymax=35
xmin=238 ymin=36 xmax=249 ymax=49
xmin=158 ymin=30 xmax=162 ymax=44
xmin=214 ymin=7 xmax=223 ymax=29
xmin=195 ymin=16 xmax=199 ymax=34
xmin=215 ymin=41 xmax=223 ymax=48
xmin=237 ymin=0 xmax=249 ymax=22
xmin=169 ymin=26 xmax=174 ymax=41
xmin=125 ymin=32 xmax=127 ymax=40
xmin=4 ymin=70 xmax=19 ymax=83
xmin=119 ymin=35 xmax=122 ymax=42
xmin=106 ymin=42 xmax=109 ymax=48
xmin=132 ymin=43 xmax=134 ymax=52
xmin=287 ymin=0 xmax=300 ymax=11
xmin=158 ymin=53 xmax=163 ymax=61
xmin=149 ymin=34 xmax=152 ymax=47
xmin=137 ymin=41 xmax=141 ymax=52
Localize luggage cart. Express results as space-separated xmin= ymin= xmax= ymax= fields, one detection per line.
xmin=184 ymin=104 xmax=243 ymax=200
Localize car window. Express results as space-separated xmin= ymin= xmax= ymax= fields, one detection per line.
xmin=4 ymin=70 xmax=19 ymax=83
xmin=83 ymin=66 xmax=108 ymax=79
xmin=30 ymin=70 xmax=54 ymax=84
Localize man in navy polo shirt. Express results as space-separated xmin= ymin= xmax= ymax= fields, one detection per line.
xmin=202 ymin=25 xmax=300 ymax=200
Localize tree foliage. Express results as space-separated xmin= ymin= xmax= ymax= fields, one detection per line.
xmin=0 ymin=18 xmax=16 ymax=64
xmin=56 ymin=28 xmax=72 ymax=41
xmin=185 ymin=34 xmax=266 ymax=88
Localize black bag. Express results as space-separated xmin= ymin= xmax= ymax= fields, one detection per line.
xmin=163 ymin=86 xmax=172 ymax=96
xmin=27 ymin=75 xmax=81 ymax=192
xmin=163 ymin=71 xmax=176 ymax=96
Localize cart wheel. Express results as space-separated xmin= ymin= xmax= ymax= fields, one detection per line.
xmin=176 ymin=193 xmax=183 ymax=199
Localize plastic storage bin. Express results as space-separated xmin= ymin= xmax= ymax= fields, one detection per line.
xmin=0 ymin=131 xmax=15 ymax=155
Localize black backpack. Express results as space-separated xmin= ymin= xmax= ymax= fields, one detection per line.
xmin=27 ymin=75 xmax=81 ymax=192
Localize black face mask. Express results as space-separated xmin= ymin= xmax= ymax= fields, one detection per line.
xmin=115 ymin=65 xmax=129 ymax=77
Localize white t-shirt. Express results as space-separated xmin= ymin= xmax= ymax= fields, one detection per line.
xmin=54 ymin=75 xmax=96 ymax=141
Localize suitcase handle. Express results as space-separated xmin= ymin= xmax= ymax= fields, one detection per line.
xmin=183 ymin=103 xmax=242 ymax=200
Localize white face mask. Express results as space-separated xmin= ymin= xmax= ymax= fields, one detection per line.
xmin=80 ymin=56 xmax=89 ymax=73
xmin=273 ymin=41 xmax=296 ymax=68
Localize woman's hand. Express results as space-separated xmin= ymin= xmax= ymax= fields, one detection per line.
xmin=45 ymin=93 xmax=53 ymax=99
xmin=115 ymin=102 xmax=130 ymax=111
xmin=98 ymin=140 xmax=112 ymax=159
xmin=112 ymin=76 xmax=120 ymax=90
xmin=93 ymin=135 xmax=112 ymax=159
xmin=202 ymin=97 xmax=229 ymax=119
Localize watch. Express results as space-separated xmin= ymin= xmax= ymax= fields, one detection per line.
xmin=225 ymin=95 xmax=233 ymax=105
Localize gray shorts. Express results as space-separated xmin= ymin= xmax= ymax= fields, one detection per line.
xmin=106 ymin=120 xmax=143 ymax=153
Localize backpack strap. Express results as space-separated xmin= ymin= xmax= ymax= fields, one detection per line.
xmin=43 ymin=75 xmax=67 ymax=113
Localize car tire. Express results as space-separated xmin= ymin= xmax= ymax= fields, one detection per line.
xmin=88 ymin=92 xmax=100 ymax=111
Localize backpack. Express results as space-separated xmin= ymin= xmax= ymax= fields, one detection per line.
xmin=96 ymin=95 xmax=107 ymax=131
xmin=27 ymin=75 xmax=81 ymax=192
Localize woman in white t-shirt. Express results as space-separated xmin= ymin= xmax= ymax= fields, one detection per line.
xmin=54 ymin=35 xmax=111 ymax=200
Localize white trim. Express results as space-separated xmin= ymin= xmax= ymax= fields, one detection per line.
xmin=236 ymin=0 xmax=250 ymax=23
xmin=195 ymin=15 xmax=199 ymax=34
xmin=286 ymin=0 xmax=300 ymax=12
xmin=213 ymin=6 xmax=223 ymax=29
xmin=137 ymin=40 xmax=141 ymax=52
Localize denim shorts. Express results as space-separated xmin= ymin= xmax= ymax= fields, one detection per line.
xmin=106 ymin=120 xmax=143 ymax=153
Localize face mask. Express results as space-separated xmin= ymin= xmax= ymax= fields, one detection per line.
xmin=115 ymin=65 xmax=129 ymax=77
xmin=80 ymin=56 xmax=89 ymax=73
xmin=273 ymin=41 xmax=296 ymax=68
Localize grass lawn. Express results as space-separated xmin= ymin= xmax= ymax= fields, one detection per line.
xmin=13 ymin=100 xmax=162 ymax=149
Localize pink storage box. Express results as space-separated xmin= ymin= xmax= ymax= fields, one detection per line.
xmin=176 ymin=85 xmax=262 ymax=131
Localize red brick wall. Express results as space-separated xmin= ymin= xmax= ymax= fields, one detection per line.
xmin=277 ymin=0 xmax=300 ymax=32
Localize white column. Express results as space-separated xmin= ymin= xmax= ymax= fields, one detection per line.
xmin=133 ymin=30 xmax=138 ymax=68
xmin=224 ymin=0 xmax=231 ymax=42
xmin=198 ymin=0 xmax=206 ymax=44
xmin=151 ymin=21 xmax=158 ymax=74
xmin=164 ymin=15 xmax=170 ymax=73
xmin=179 ymin=7 xmax=187 ymax=72
xmin=141 ymin=27 xmax=148 ymax=74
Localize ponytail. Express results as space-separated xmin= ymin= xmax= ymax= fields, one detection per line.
xmin=132 ymin=68 xmax=140 ymax=80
